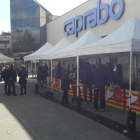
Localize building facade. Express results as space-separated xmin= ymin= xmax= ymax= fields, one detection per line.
xmin=0 ymin=32 xmax=11 ymax=54
xmin=10 ymin=0 xmax=54 ymax=52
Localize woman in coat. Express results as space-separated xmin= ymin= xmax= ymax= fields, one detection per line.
xmin=18 ymin=65 xmax=28 ymax=95
xmin=61 ymin=69 xmax=75 ymax=104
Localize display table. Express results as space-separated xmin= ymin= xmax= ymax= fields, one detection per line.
xmin=47 ymin=77 xmax=140 ymax=114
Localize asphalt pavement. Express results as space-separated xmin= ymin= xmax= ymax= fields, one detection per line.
xmin=0 ymin=81 xmax=133 ymax=140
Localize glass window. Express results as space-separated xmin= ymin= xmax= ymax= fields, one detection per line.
xmin=27 ymin=0 xmax=34 ymax=7
xmin=34 ymin=29 xmax=40 ymax=41
xmin=15 ymin=0 xmax=21 ymax=10
xmin=34 ymin=6 xmax=40 ymax=18
xmin=11 ymin=11 xmax=16 ymax=21
xmin=21 ymin=0 xmax=27 ymax=9
xmin=16 ymin=10 xmax=22 ymax=20
xmin=34 ymin=18 xmax=40 ymax=29
xmin=10 ymin=0 xmax=16 ymax=11
xmin=22 ymin=9 xmax=27 ymax=19
xmin=28 ymin=7 xmax=34 ymax=19
xmin=11 ymin=21 xmax=17 ymax=32
xmin=22 ymin=20 xmax=27 ymax=30
xmin=16 ymin=21 xmax=22 ymax=33
xmin=28 ymin=19 xmax=34 ymax=30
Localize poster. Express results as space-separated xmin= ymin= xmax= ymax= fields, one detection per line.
xmin=118 ymin=56 xmax=129 ymax=64
xmin=52 ymin=61 xmax=58 ymax=70
xmin=89 ymin=58 xmax=96 ymax=64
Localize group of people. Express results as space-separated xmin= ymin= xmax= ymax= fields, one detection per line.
xmin=1 ymin=64 xmax=28 ymax=96
xmin=61 ymin=62 xmax=114 ymax=111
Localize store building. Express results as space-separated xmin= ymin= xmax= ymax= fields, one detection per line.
xmin=10 ymin=0 xmax=57 ymax=50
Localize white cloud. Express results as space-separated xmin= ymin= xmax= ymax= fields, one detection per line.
xmin=0 ymin=23 xmax=10 ymax=34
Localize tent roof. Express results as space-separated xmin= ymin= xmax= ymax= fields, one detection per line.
xmin=52 ymin=30 xmax=101 ymax=59
xmin=24 ymin=42 xmax=53 ymax=61
xmin=0 ymin=53 xmax=14 ymax=63
xmin=36 ymin=38 xmax=72 ymax=60
xmin=78 ymin=17 xmax=140 ymax=56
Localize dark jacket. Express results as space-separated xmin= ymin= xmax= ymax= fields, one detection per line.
xmin=37 ymin=66 xmax=43 ymax=81
xmin=43 ymin=65 xmax=48 ymax=76
xmin=92 ymin=68 xmax=107 ymax=88
xmin=61 ymin=73 xmax=75 ymax=91
xmin=18 ymin=70 xmax=28 ymax=85
xmin=7 ymin=68 xmax=17 ymax=81
xmin=80 ymin=67 xmax=92 ymax=84
xmin=105 ymin=68 xmax=113 ymax=85
xmin=1 ymin=69 xmax=9 ymax=81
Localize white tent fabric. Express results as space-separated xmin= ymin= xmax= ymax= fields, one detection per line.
xmin=78 ymin=17 xmax=140 ymax=56
xmin=52 ymin=30 xmax=101 ymax=59
xmin=24 ymin=42 xmax=53 ymax=61
xmin=0 ymin=53 xmax=14 ymax=63
xmin=36 ymin=38 xmax=72 ymax=60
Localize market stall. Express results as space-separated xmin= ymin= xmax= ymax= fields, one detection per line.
xmin=47 ymin=17 xmax=140 ymax=114
xmin=0 ymin=53 xmax=14 ymax=63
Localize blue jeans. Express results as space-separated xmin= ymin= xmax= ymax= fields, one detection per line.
xmin=83 ymin=83 xmax=92 ymax=102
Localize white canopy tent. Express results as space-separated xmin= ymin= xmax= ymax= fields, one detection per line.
xmin=77 ymin=17 xmax=140 ymax=110
xmin=51 ymin=30 xmax=101 ymax=59
xmin=24 ymin=42 xmax=53 ymax=61
xmin=35 ymin=37 xmax=72 ymax=86
xmin=0 ymin=53 xmax=14 ymax=63
xmin=36 ymin=38 xmax=72 ymax=60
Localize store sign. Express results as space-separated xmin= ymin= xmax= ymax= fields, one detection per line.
xmin=63 ymin=0 xmax=125 ymax=37
xmin=118 ymin=56 xmax=128 ymax=64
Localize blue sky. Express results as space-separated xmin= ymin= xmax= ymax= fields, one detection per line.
xmin=0 ymin=0 xmax=88 ymax=34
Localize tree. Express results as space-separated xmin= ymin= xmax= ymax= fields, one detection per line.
xmin=12 ymin=31 xmax=40 ymax=53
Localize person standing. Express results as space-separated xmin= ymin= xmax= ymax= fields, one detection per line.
xmin=61 ymin=69 xmax=75 ymax=104
xmin=7 ymin=64 xmax=17 ymax=96
xmin=1 ymin=65 xmax=9 ymax=95
xmin=18 ymin=65 xmax=28 ymax=95
xmin=80 ymin=62 xmax=93 ymax=104
xmin=92 ymin=62 xmax=108 ymax=111
xmin=43 ymin=64 xmax=48 ymax=83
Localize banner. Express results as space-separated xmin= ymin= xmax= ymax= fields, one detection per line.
xmin=89 ymin=58 xmax=96 ymax=64
xmin=101 ymin=57 xmax=109 ymax=64
xmin=52 ymin=61 xmax=58 ymax=69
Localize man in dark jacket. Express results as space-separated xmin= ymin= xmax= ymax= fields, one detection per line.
xmin=43 ymin=64 xmax=48 ymax=83
xmin=1 ymin=65 xmax=9 ymax=95
xmin=92 ymin=62 xmax=108 ymax=111
xmin=61 ymin=69 xmax=75 ymax=104
xmin=80 ymin=62 xmax=92 ymax=104
xmin=7 ymin=64 xmax=17 ymax=96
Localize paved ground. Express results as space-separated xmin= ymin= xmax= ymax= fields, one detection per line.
xmin=0 ymin=81 xmax=134 ymax=140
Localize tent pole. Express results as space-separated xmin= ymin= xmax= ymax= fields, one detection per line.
xmin=129 ymin=49 xmax=132 ymax=111
xmin=35 ymin=60 xmax=37 ymax=78
xmin=51 ymin=59 xmax=53 ymax=92
xmin=77 ymin=56 xmax=79 ymax=97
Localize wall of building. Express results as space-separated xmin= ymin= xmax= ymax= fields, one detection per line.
xmin=46 ymin=0 xmax=140 ymax=45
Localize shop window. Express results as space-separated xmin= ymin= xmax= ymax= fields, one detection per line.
xmin=10 ymin=0 xmax=16 ymax=11
xmin=28 ymin=19 xmax=34 ymax=30
xmin=22 ymin=20 xmax=28 ymax=30
xmin=16 ymin=10 xmax=22 ymax=20
xmin=22 ymin=9 xmax=28 ymax=19
xmin=34 ymin=18 xmax=40 ymax=29
xmin=11 ymin=11 xmax=16 ymax=21
xmin=21 ymin=0 xmax=27 ymax=9
xmin=27 ymin=0 xmax=35 ymax=8
xmin=28 ymin=7 xmax=34 ymax=19
xmin=34 ymin=6 xmax=40 ymax=18
xmin=11 ymin=21 xmax=17 ymax=32
xmin=15 ymin=0 xmax=21 ymax=10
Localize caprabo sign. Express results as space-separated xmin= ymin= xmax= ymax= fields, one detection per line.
xmin=63 ymin=0 xmax=125 ymax=37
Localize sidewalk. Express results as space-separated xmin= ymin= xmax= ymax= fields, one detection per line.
xmin=0 ymin=81 xmax=134 ymax=140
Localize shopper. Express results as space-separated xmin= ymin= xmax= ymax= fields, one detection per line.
xmin=80 ymin=62 xmax=92 ymax=104
xmin=92 ymin=62 xmax=108 ymax=111
xmin=7 ymin=64 xmax=17 ymax=96
xmin=56 ymin=63 xmax=63 ymax=79
xmin=43 ymin=64 xmax=48 ymax=83
xmin=1 ymin=65 xmax=9 ymax=94
xmin=37 ymin=66 xmax=43 ymax=87
xmin=18 ymin=65 xmax=28 ymax=95
xmin=61 ymin=69 xmax=75 ymax=104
